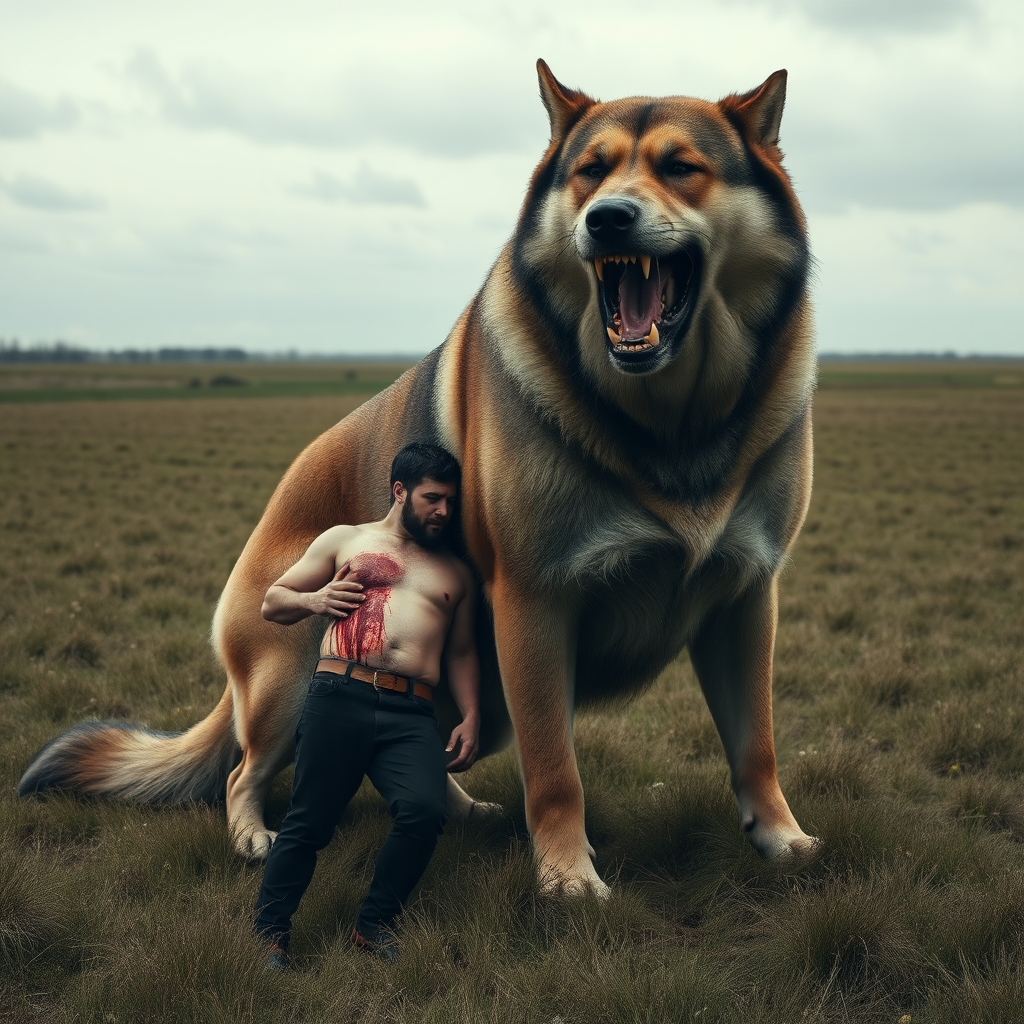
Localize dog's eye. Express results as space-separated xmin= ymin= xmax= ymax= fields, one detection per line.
xmin=666 ymin=160 xmax=701 ymax=178
xmin=578 ymin=162 xmax=608 ymax=181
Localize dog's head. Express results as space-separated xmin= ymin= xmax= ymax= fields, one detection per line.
xmin=514 ymin=62 xmax=809 ymax=391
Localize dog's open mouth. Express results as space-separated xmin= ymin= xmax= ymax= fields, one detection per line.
xmin=593 ymin=249 xmax=700 ymax=368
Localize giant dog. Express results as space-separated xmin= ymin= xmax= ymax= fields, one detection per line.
xmin=20 ymin=62 xmax=817 ymax=894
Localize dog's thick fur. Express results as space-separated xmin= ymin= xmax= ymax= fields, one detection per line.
xmin=20 ymin=62 xmax=816 ymax=894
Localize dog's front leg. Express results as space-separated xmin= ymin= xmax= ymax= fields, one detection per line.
xmin=490 ymin=574 xmax=609 ymax=897
xmin=689 ymin=576 xmax=816 ymax=860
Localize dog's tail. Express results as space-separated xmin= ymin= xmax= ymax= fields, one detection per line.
xmin=17 ymin=687 xmax=238 ymax=804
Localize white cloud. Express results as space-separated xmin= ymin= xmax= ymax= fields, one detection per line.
xmin=789 ymin=91 xmax=1024 ymax=212
xmin=726 ymin=0 xmax=982 ymax=34
xmin=0 ymin=77 xmax=79 ymax=138
xmin=292 ymin=165 xmax=426 ymax=208
xmin=811 ymin=203 xmax=1024 ymax=353
xmin=123 ymin=48 xmax=540 ymax=157
xmin=0 ymin=173 xmax=105 ymax=212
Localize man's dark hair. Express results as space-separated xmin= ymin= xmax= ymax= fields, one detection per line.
xmin=389 ymin=442 xmax=461 ymax=496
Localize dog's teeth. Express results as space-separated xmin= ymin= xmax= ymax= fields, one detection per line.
xmin=640 ymin=256 xmax=651 ymax=279
xmin=628 ymin=256 xmax=636 ymax=264
xmin=607 ymin=326 xmax=620 ymax=344
xmin=648 ymin=323 xmax=659 ymax=346
xmin=594 ymin=260 xmax=604 ymax=283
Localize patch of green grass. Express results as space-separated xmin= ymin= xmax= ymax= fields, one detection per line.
xmin=817 ymin=359 xmax=1024 ymax=389
xmin=0 ymin=378 xmax=403 ymax=404
xmin=0 ymin=360 xmax=410 ymax=403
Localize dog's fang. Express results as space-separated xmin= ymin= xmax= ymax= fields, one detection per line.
xmin=606 ymin=326 xmax=620 ymax=344
xmin=640 ymin=256 xmax=651 ymax=280
xmin=594 ymin=260 xmax=604 ymax=283
xmin=648 ymin=323 xmax=660 ymax=346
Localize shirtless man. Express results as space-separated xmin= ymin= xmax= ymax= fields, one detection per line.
xmin=254 ymin=443 xmax=479 ymax=966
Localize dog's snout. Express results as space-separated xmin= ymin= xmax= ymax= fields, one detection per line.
xmin=585 ymin=199 xmax=639 ymax=243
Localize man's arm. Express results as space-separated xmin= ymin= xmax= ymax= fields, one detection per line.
xmin=444 ymin=569 xmax=480 ymax=772
xmin=261 ymin=527 xmax=365 ymax=625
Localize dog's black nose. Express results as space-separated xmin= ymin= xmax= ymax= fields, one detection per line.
xmin=585 ymin=199 xmax=639 ymax=243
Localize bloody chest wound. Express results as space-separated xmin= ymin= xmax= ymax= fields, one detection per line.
xmin=323 ymin=553 xmax=404 ymax=662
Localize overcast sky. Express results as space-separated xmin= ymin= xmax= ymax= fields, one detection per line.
xmin=1 ymin=0 xmax=1022 ymax=355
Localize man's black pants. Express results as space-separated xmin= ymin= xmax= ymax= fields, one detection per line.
xmin=254 ymin=670 xmax=448 ymax=949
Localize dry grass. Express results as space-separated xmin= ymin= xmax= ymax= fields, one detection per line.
xmin=1 ymin=368 xmax=1023 ymax=1022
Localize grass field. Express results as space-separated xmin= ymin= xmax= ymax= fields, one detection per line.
xmin=0 ymin=361 xmax=413 ymax=404
xmin=1 ymin=362 xmax=1023 ymax=1023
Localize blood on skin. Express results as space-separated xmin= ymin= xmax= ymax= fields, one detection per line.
xmin=323 ymin=553 xmax=404 ymax=662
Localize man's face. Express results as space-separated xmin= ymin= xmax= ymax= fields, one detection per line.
xmin=398 ymin=477 xmax=458 ymax=549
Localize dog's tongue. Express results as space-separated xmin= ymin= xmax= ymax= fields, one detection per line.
xmin=618 ymin=262 xmax=661 ymax=340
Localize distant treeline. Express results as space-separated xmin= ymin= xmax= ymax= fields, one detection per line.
xmin=0 ymin=340 xmax=420 ymax=364
xmin=818 ymin=351 xmax=1022 ymax=362
xmin=2 ymin=339 xmax=1019 ymax=365
xmin=0 ymin=341 xmax=248 ymax=364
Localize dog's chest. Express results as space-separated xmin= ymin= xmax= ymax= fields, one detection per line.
xmin=534 ymin=464 xmax=773 ymax=579
xmin=481 ymin=405 xmax=790 ymax=637
xmin=561 ymin=498 xmax=779 ymax=688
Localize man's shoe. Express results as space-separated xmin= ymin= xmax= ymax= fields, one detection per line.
xmin=266 ymin=942 xmax=291 ymax=971
xmin=351 ymin=927 xmax=400 ymax=962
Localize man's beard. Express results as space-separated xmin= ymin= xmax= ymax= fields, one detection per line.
xmin=401 ymin=500 xmax=448 ymax=549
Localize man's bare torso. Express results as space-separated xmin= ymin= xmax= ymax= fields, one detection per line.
xmin=318 ymin=523 xmax=469 ymax=684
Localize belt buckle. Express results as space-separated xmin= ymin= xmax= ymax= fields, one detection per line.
xmin=372 ymin=670 xmax=382 ymax=692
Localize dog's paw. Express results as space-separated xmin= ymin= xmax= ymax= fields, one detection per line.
xmin=746 ymin=818 xmax=818 ymax=862
xmin=781 ymin=832 xmax=820 ymax=860
xmin=447 ymin=794 xmax=505 ymax=821
xmin=233 ymin=826 xmax=278 ymax=861
xmin=466 ymin=799 xmax=505 ymax=820
xmin=537 ymin=858 xmax=611 ymax=899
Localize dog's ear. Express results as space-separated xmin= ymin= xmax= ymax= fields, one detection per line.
xmin=720 ymin=70 xmax=787 ymax=151
xmin=536 ymin=59 xmax=594 ymax=142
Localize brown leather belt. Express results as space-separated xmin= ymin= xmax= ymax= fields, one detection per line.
xmin=315 ymin=659 xmax=434 ymax=702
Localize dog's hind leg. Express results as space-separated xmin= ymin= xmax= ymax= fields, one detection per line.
xmin=689 ymin=577 xmax=816 ymax=861
xmin=215 ymin=587 xmax=313 ymax=860
xmin=224 ymin=653 xmax=306 ymax=859
xmin=213 ymin=538 xmax=322 ymax=859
